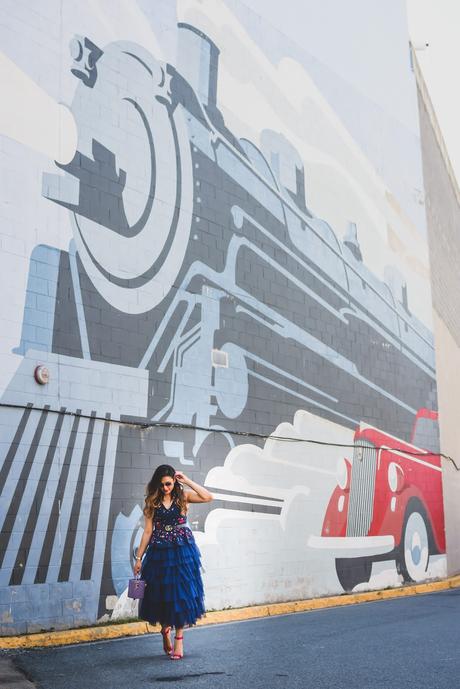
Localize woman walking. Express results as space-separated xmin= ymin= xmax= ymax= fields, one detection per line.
xmin=133 ymin=465 xmax=213 ymax=659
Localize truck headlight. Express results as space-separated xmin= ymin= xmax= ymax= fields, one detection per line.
xmin=336 ymin=458 xmax=351 ymax=491
xmin=388 ymin=462 xmax=404 ymax=493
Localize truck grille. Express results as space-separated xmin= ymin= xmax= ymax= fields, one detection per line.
xmin=346 ymin=440 xmax=377 ymax=537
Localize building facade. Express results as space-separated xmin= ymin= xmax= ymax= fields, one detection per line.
xmin=0 ymin=0 xmax=452 ymax=635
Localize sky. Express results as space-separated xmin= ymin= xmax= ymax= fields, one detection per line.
xmin=407 ymin=0 xmax=460 ymax=185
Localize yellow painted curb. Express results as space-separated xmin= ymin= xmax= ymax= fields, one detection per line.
xmin=2 ymin=574 xmax=460 ymax=649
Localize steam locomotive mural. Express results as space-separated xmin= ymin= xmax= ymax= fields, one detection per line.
xmin=0 ymin=22 xmax=439 ymax=629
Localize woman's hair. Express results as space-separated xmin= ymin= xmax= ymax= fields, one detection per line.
xmin=143 ymin=464 xmax=187 ymax=518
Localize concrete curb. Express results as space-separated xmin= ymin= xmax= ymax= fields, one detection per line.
xmin=2 ymin=574 xmax=460 ymax=650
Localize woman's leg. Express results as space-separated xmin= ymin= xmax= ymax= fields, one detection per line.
xmin=160 ymin=625 xmax=172 ymax=654
xmin=172 ymin=627 xmax=184 ymax=658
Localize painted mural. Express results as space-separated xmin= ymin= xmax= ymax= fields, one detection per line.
xmin=0 ymin=0 xmax=446 ymax=634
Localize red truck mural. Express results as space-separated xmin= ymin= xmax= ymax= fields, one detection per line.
xmin=309 ymin=409 xmax=446 ymax=591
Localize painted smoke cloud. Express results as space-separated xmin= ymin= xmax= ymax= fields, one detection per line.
xmin=197 ymin=411 xmax=354 ymax=605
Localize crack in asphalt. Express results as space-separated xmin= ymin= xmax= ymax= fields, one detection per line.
xmin=155 ymin=672 xmax=228 ymax=682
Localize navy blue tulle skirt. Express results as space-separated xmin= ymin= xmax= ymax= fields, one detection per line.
xmin=139 ymin=540 xmax=205 ymax=628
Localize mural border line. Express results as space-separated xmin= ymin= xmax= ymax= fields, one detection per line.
xmin=2 ymin=575 xmax=460 ymax=649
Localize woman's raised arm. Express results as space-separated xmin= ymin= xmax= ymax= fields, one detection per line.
xmin=175 ymin=471 xmax=213 ymax=503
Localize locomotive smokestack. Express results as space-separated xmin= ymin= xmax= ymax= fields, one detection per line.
xmin=177 ymin=23 xmax=219 ymax=109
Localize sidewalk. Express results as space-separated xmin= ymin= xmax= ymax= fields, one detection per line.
xmin=1 ymin=574 xmax=460 ymax=650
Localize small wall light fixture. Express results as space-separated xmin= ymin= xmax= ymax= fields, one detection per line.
xmin=34 ymin=365 xmax=50 ymax=385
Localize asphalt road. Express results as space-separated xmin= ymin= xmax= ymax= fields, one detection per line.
xmin=3 ymin=588 xmax=460 ymax=689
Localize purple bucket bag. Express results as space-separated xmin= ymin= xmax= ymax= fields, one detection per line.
xmin=128 ymin=575 xmax=145 ymax=600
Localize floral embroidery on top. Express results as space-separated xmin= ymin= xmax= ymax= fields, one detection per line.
xmin=149 ymin=501 xmax=193 ymax=547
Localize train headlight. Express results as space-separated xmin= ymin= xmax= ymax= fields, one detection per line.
xmin=336 ymin=458 xmax=351 ymax=491
xmin=51 ymin=42 xmax=193 ymax=315
xmin=388 ymin=462 xmax=404 ymax=493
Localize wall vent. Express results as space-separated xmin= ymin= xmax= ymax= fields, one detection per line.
xmin=211 ymin=348 xmax=228 ymax=368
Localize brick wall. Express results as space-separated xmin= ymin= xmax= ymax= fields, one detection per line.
xmin=0 ymin=1 xmax=446 ymax=634
xmin=416 ymin=64 xmax=460 ymax=575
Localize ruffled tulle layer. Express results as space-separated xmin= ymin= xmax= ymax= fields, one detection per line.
xmin=138 ymin=540 xmax=205 ymax=628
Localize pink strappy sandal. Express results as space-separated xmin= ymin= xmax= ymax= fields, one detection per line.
xmin=170 ymin=635 xmax=184 ymax=660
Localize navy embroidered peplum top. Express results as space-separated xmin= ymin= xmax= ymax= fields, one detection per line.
xmin=149 ymin=502 xmax=194 ymax=547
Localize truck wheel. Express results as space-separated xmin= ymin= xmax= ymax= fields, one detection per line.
xmin=397 ymin=509 xmax=430 ymax=582
xmin=335 ymin=557 xmax=372 ymax=592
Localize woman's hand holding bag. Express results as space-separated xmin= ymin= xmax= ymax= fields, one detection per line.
xmin=128 ymin=556 xmax=145 ymax=600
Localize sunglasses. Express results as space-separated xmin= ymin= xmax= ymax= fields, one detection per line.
xmin=161 ymin=481 xmax=174 ymax=488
